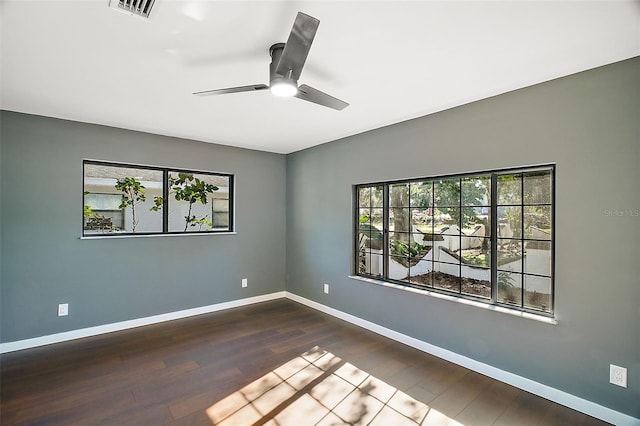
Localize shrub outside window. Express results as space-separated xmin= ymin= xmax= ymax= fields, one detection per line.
xmin=83 ymin=161 xmax=233 ymax=236
xmin=355 ymin=165 xmax=554 ymax=315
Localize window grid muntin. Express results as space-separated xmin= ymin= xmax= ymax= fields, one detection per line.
xmin=354 ymin=165 xmax=554 ymax=316
xmin=495 ymin=168 xmax=553 ymax=313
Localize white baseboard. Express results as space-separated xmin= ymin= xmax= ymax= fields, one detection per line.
xmin=0 ymin=292 xmax=285 ymax=354
xmin=1 ymin=290 xmax=636 ymax=425
xmin=285 ymin=292 xmax=639 ymax=426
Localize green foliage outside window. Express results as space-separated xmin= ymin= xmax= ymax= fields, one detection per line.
xmin=115 ymin=177 xmax=147 ymax=232
xmin=153 ymin=173 xmax=219 ymax=232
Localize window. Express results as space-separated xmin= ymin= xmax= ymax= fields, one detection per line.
xmin=355 ymin=165 xmax=554 ymax=315
xmin=83 ymin=160 xmax=233 ymax=236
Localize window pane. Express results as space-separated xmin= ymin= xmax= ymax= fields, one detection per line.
xmin=359 ymin=217 xmax=383 ymax=251
xmin=498 ymin=206 xmax=521 ymax=238
xmin=433 ymin=213 xmax=449 ymax=234
xmin=389 ymin=255 xmax=408 ymax=280
xmin=358 ymin=185 xmax=383 ymax=209
xmin=388 ymin=234 xmax=404 ymax=247
xmin=390 ymin=183 xmax=410 ymax=207
xmin=371 ymin=185 xmax=384 ymax=208
xmin=461 ymin=269 xmax=491 ymax=299
xmin=440 ymin=225 xmax=462 ymax=257
xmin=433 ymin=264 xmax=460 ymax=293
xmin=411 ymin=209 xmax=431 ymax=227
xmin=524 ymin=170 xmax=552 ymax=204
xmin=84 ymin=206 xmax=124 ymax=232
xmin=524 ymin=276 xmax=552 ymax=313
xmin=434 ymin=179 xmax=460 ymax=207
xmin=168 ymin=171 xmax=230 ymax=232
xmin=524 ymin=206 xmax=551 ymax=240
xmin=358 ymin=206 xmax=377 ymax=255
xmin=410 ymin=181 xmax=432 ymax=208
xmin=409 ymin=262 xmax=432 ymax=288
xmin=460 ymin=232 xmax=491 ymax=298
xmin=408 ymin=237 xmax=430 ymax=262
xmin=389 ymin=207 xmax=411 ymax=237
xmin=461 ymin=175 xmax=490 ymax=206
xmin=473 ymin=206 xmax=490 ymax=217
xmin=524 ymin=241 xmax=551 ymax=276
xmin=461 ymin=206 xmax=488 ymax=231
xmin=498 ymin=239 xmax=522 ymax=272
xmin=410 ymin=240 xmax=425 ymax=261
xmin=212 ymin=198 xmax=229 ymax=226
xmin=358 ymin=208 xmax=372 ymax=228
xmin=461 ymin=237 xmax=490 ymax=268
xmin=84 ymin=163 xmax=163 ymax=234
xmin=361 ymin=250 xmax=383 ymax=278
xmin=357 ymin=250 xmax=368 ymax=275
xmin=421 ymin=224 xmax=436 ymax=240
xmin=411 ymin=230 xmax=430 ymax=249
xmin=498 ymin=271 xmax=522 ymax=306
xmin=360 ymin=207 xmax=384 ymax=234
xmin=358 ymin=187 xmax=371 ymax=208
xmin=497 ymin=174 xmax=521 ymax=205
xmin=435 ymin=207 xmax=460 ymax=229
xmin=369 ymin=207 xmax=384 ymax=230
xmin=372 ymin=251 xmax=384 ymax=278
xmin=389 ymin=235 xmax=412 ymax=259
xmin=84 ymin=193 xmax=121 ymax=210
xmin=358 ymin=227 xmax=371 ymax=249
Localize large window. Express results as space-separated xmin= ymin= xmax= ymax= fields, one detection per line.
xmin=355 ymin=165 xmax=554 ymax=315
xmin=83 ymin=161 xmax=233 ymax=236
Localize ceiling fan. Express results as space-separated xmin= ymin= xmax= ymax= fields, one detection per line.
xmin=193 ymin=12 xmax=349 ymax=111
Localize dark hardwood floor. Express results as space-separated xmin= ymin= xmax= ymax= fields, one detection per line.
xmin=1 ymin=299 xmax=610 ymax=425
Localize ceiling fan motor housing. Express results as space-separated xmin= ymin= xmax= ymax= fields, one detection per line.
xmin=269 ymin=43 xmax=298 ymax=89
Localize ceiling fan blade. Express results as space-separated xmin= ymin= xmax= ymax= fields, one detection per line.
xmin=295 ymin=84 xmax=349 ymax=110
xmin=193 ymin=84 xmax=268 ymax=96
xmin=275 ymin=12 xmax=319 ymax=80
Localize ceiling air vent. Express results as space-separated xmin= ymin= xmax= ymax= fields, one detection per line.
xmin=109 ymin=0 xmax=156 ymax=19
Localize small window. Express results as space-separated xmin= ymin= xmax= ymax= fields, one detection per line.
xmin=355 ymin=165 xmax=554 ymax=316
xmin=83 ymin=161 xmax=233 ymax=236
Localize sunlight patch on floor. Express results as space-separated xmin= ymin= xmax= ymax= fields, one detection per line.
xmin=206 ymin=346 xmax=464 ymax=425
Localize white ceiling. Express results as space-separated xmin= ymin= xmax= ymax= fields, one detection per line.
xmin=2 ymin=1 xmax=639 ymax=154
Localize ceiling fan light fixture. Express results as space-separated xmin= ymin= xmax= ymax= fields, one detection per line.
xmin=270 ymin=78 xmax=298 ymax=97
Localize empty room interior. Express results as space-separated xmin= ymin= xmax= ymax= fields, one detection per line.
xmin=1 ymin=1 xmax=639 ymax=425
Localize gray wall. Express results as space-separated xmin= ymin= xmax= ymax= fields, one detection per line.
xmin=0 ymin=112 xmax=287 ymax=342
xmin=286 ymin=57 xmax=639 ymax=417
xmin=1 ymin=58 xmax=638 ymax=418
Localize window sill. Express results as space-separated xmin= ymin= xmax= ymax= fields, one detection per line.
xmin=348 ymin=275 xmax=558 ymax=325
xmin=81 ymin=232 xmax=237 ymax=240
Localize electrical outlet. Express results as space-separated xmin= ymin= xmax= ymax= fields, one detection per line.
xmin=242 ymin=278 xmax=248 ymax=288
xmin=58 ymin=303 xmax=69 ymax=317
xmin=323 ymin=283 xmax=329 ymax=294
xmin=610 ymin=364 xmax=627 ymax=388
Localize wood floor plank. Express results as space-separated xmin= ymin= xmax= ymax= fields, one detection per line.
xmin=169 ymin=390 xmax=218 ymax=420
xmin=493 ymin=390 xmax=553 ymax=426
xmin=408 ymin=359 xmax=470 ymax=397
xmin=0 ymin=299 xmax=612 ymax=426
xmin=427 ymin=370 xmax=494 ymax=418
xmin=453 ymin=378 xmax=520 ymax=425
xmin=541 ymin=401 xmax=589 ymax=426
